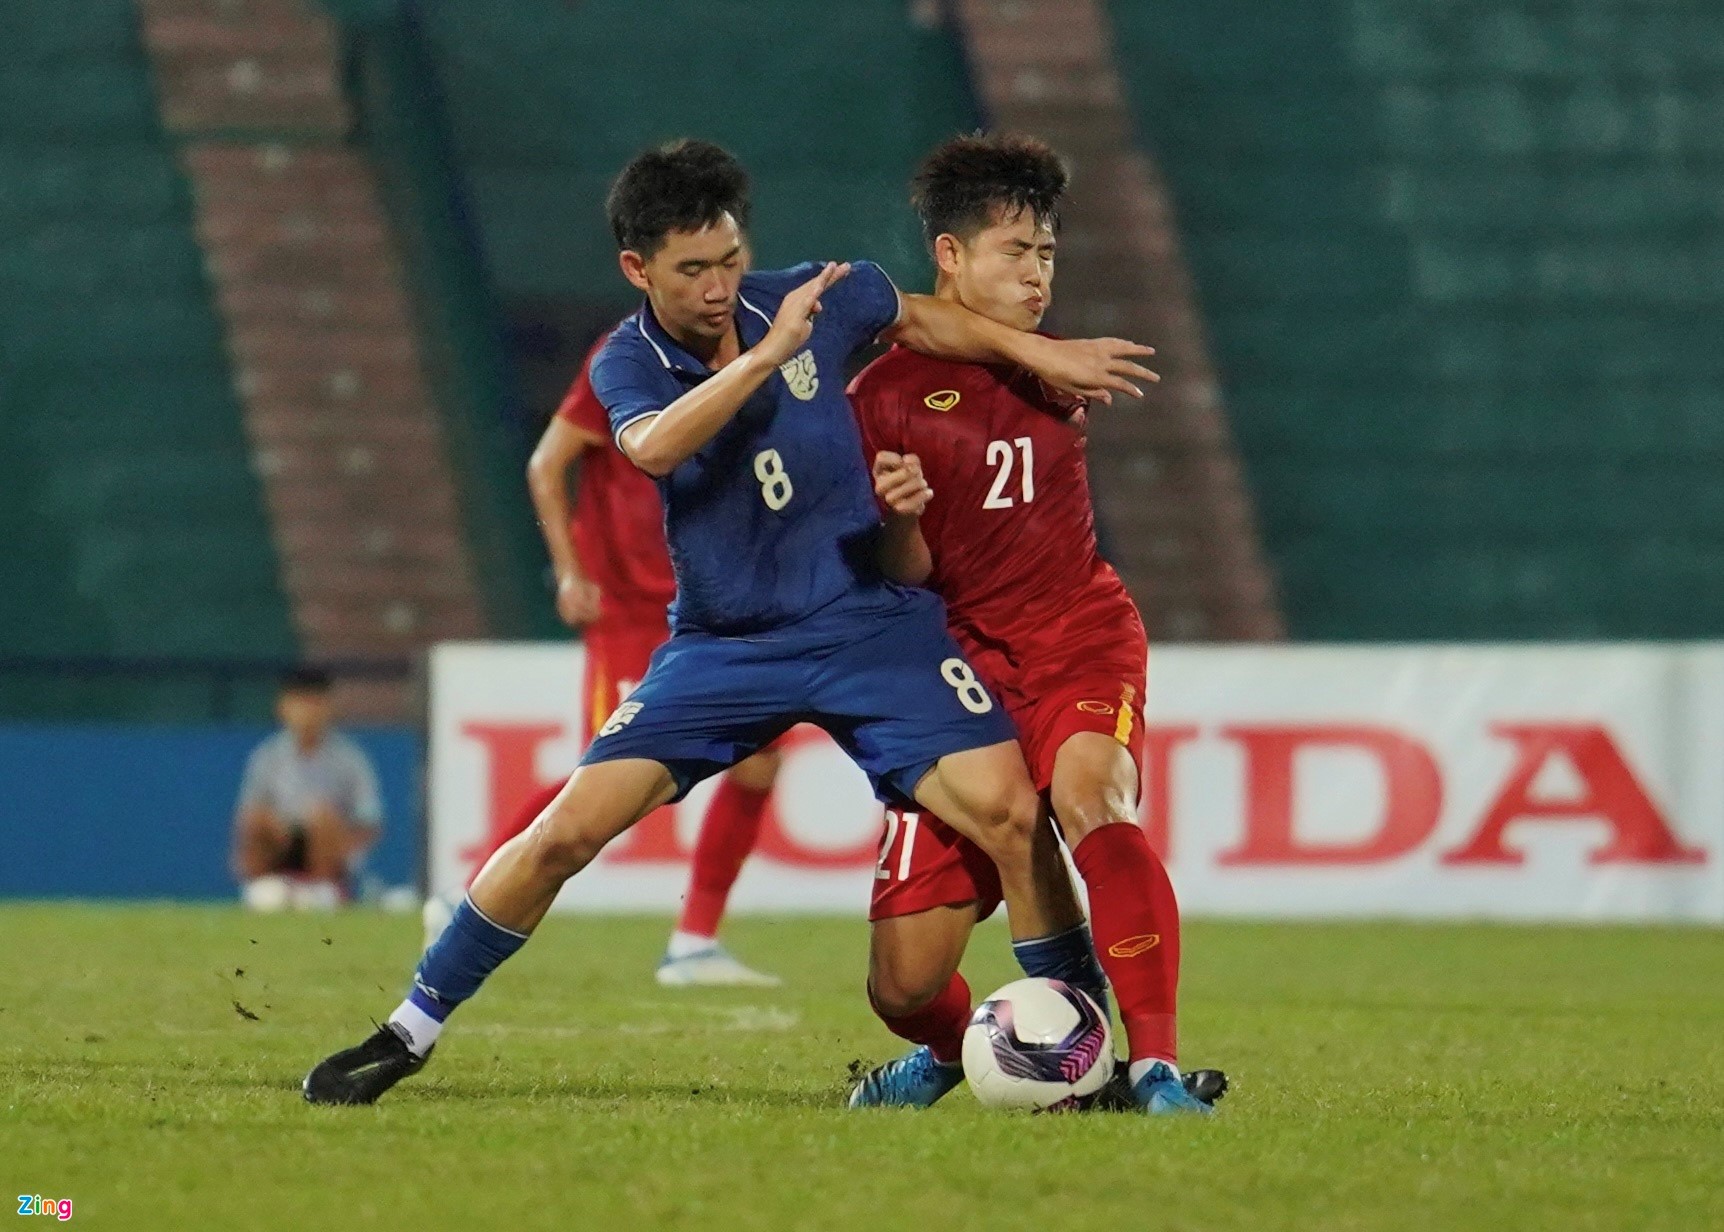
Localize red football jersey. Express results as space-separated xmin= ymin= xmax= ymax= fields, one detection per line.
xmin=556 ymin=335 xmax=675 ymax=621
xmin=849 ymin=345 xmax=1146 ymax=699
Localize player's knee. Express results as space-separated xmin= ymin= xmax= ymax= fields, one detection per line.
xmin=1051 ymin=785 xmax=1134 ymax=844
xmin=521 ymin=810 xmax=606 ymax=880
xmin=965 ymin=785 xmax=1040 ymax=868
xmin=1050 ymin=737 xmax=1140 ymax=842
xmin=868 ymin=969 xmax=946 ymax=1020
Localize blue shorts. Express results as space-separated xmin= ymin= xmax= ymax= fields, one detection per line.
xmin=579 ymin=585 xmax=1016 ymax=806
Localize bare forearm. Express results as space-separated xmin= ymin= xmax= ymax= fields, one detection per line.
xmin=887 ymin=294 xmax=1043 ymax=369
xmin=888 ymin=296 xmax=1158 ymax=404
xmin=623 ymin=351 xmax=776 ymax=476
xmin=527 ymin=463 xmax=582 ymax=581
xmin=878 ymin=514 xmax=932 ymax=586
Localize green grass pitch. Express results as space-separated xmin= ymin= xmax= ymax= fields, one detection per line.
xmin=3 ymin=904 xmax=1721 ymax=1231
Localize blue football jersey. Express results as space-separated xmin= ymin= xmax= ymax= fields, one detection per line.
xmin=588 ymin=261 xmax=902 ymax=635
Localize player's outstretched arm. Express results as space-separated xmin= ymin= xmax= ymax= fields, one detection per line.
xmin=620 ymin=263 xmax=851 ymax=476
xmin=872 ymin=451 xmax=934 ymax=585
xmin=883 ymin=295 xmax=1160 ymax=405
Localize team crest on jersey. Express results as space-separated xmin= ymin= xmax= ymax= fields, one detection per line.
xmin=924 ymin=389 xmax=961 ymax=412
xmin=779 ymin=350 xmax=819 ymax=401
xmin=597 ymin=700 xmax=644 ymax=738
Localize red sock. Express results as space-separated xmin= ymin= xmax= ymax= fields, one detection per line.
xmin=1072 ymin=822 xmax=1180 ymax=1064
xmin=676 ymin=775 xmax=770 ymax=938
xmin=870 ymin=972 xmax=971 ymax=1065
xmin=466 ymin=780 xmax=564 ymax=888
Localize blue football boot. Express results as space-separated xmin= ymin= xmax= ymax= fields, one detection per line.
xmin=1132 ymin=1060 xmax=1219 ymax=1115
xmin=846 ymin=1045 xmax=964 ymax=1109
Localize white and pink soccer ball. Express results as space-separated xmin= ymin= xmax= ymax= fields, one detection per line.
xmin=962 ymin=977 xmax=1114 ymax=1110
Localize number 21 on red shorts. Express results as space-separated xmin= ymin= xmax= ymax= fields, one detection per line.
xmin=868 ymin=806 xmax=1003 ymax=922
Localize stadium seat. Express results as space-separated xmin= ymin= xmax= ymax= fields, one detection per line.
xmin=0 ymin=0 xmax=295 ymax=720
xmin=416 ymin=0 xmax=978 ymax=300
xmin=1109 ymin=0 xmax=1724 ymax=638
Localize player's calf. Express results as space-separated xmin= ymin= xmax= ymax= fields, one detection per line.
xmin=1051 ymin=732 xmax=1185 ymax=1083
xmin=868 ymin=901 xmax=978 ymax=1017
xmin=1008 ymin=820 xmax=1108 ymax=1012
xmin=850 ymin=969 xmax=973 ymax=1110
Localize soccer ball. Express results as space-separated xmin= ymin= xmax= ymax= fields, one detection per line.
xmin=961 ymin=977 xmax=1114 ymax=1110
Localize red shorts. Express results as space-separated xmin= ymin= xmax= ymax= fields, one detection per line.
xmin=867 ymin=669 xmax=1147 ymax=921
xmin=870 ymin=806 xmax=1004 ymax=923
xmin=582 ymin=614 xmax=670 ymax=743
xmin=1011 ymin=676 xmax=1145 ymax=793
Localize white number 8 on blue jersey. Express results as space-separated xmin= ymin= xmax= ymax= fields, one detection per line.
xmin=754 ymin=449 xmax=794 ymax=511
xmin=940 ymin=658 xmax=994 ymax=715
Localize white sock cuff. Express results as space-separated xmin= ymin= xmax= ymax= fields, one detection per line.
xmin=389 ymin=999 xmax=444 ymax=1058
xmin=1128 ymin=1057 xmax=1180 ymax=1086
xmin=667 ymin=930 xmax=719 ymax=958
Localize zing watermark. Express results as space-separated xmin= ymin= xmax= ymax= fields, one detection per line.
xmin=15 ymin=1196 xmax=72 ymax=1222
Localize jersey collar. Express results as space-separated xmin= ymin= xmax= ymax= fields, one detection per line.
xmin=635 ymin=293 xmax=776 ymax=377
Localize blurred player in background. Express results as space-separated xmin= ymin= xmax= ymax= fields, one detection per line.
xmin=518 ymin=338 xmax=783 ymax=986
xmin=304 ymin=138 xmax=1156 ymax=1104
xmin=846 ymin=134 xmax=1217 ymax=1114
xmin=232 ymin=667 xmax=383 ymax=912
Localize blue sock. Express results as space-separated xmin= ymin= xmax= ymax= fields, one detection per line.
xmin=1013 ymin=922 xmax=1110 ymax=1018
xmin=387 ymin=897 xmax=528 ymax=1055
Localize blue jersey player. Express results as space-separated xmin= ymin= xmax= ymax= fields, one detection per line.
xmin=303 ymin=140 xmax=1158 ymax=1104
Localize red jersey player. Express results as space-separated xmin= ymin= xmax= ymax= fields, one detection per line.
xmin=845 ymin=135 xmax=1222 ymax=1112
xmin=426 ymin=333 xmax=785 ymax=987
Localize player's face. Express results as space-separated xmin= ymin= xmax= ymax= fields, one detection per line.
xmin=277 ymin=689 xmax=330 ymax=744
xmin=945 ymin=207 xmax=1056 ymax=332
xmin=621 ymin=213 xmax=750 ymax=349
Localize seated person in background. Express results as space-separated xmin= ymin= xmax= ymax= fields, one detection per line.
xmin=232 ymin=667 xmax=383 ymax=911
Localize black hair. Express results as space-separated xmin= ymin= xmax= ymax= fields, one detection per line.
xmin=280 ymin=666 xmax=333 ymax=694
xmin=606 ymin=139 xmax=752 ymax=258
xmin=910 ymin=132 xmax=1069 ymax=250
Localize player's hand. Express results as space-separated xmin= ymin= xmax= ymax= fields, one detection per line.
xmin=1023 ymin=335 xmax=1160 ymax=406
xmin=756 ymin=262 xmax=851 ymax=368
xmin=555 ymin=574 xmax=602 ymax=629
xmin=873 ymin=451 xmax=933 ymax=517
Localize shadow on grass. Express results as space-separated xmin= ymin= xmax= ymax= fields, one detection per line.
xmin=15 ymin=1055 xmax=855 ymax=1114
xmin=398 ymin=1074 xmax=845 ymax=1110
